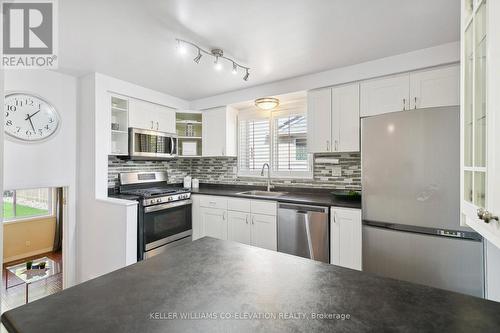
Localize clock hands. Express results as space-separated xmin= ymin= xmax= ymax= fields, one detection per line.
xmin=25 ymin=110 xmax=41 ymax=133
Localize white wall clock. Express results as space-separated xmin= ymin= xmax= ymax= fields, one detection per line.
xmin=4 ymin=92 xmax=60 ymax=142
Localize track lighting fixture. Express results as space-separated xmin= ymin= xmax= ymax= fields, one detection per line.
xmin=175 ymin=38 xmax=250 ymax=81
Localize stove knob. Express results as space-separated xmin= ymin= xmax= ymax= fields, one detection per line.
xmin=157 ymin=199 xmax=161 ymax=203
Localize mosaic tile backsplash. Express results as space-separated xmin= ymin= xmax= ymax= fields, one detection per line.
xmin=108 ymin=153 xmax=361 ymax=191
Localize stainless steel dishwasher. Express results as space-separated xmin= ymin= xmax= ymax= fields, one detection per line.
xmin=277 ymin=203 xmax=329 ymax=263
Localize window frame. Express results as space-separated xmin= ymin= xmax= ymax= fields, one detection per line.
xmin=3 ymin=188 xmax=55 ymax=223
xmin=237 ymin=100 xmax=313 ymax=179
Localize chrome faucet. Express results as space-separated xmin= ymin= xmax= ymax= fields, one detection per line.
xmin=261 ymin=163 xmax=274 ymax=192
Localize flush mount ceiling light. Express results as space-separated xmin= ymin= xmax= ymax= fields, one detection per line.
xmin=176 ymin=39 xmax=250 ymax=81
xmin=255 ymin=97 xmax=280 ymax=110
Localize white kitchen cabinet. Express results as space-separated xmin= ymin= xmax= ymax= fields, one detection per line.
xmin=129 ymin=99 xmax=154 ymax=130
xmin=202 ymin=106 xmax=238 ymax=157
xmin=200 ymin=207 xmax=227 ymax=240
xmin=409 ymin=65 xmax=459 ymax=109
xmin=360 ymin=65 xmax=459 ymax=117
xmin=153 ymin=104 xmax=176 ymax=133
xmin=228 ymin=211 xmax=252 ymax=245
xmin=191 ymin=195 xmax=202 ymax=240
xmin=308 ymin=84 xmax=360 ymax=153
xmin=129 ymin=98 xmax=176 ymax=133
xmin=307 ymin=88 xmax=332 ymax=153
xmin=332 ymin=83 xmax=360 ymax=152
xmin=360 ymin=73 xmax=410 ymax=117
xmin=193 ymin=195 xmax=277 ymax=250
xmin=330 ymin=207 xmax=362 ymax=270
xmin=251 ymin=213 xmax=277 ymax=251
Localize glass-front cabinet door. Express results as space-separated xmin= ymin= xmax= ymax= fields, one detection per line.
xmin=461 ymin=0 xmax=500 ymax=249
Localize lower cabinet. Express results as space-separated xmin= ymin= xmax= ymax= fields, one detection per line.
xmin=227 ymin=211 xmax=251 ymax=245
xmin=250 ymin=214 xmax=277 ymax=251
xmin=200 ymin=207 xmax=227 ymax=240
xmin=330 ymin=207 xmax=362 ymax=270
xmin=193 ymin=195 xmax=277 ymax=251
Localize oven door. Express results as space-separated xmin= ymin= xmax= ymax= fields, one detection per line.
xmin=142 ymin=199 xmax=192 ymax=252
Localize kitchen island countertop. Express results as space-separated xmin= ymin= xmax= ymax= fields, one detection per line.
xmin=2 ymin=237 xmax=500 ymax=332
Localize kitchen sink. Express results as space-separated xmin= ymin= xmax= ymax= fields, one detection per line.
xmin=237 ymin=190 xmax=287 ymax=197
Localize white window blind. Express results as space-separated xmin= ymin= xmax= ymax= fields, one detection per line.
xmin=273 ymin=113 xmax=309 ymax=173
xmin=238 ymin=100 xmax=311 ymax=178
xmin=238 ymin=117 xmax=270 ymax=173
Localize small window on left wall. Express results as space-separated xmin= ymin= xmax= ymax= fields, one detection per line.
xmin=3 ymin=188 xmax=54 ymax=221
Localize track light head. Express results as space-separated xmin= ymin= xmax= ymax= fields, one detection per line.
xmin=193 ymin=50 xmax=202 ymax=63
xmin=243 ymin=69 xmax=250 ymax=81
xmin=176 ymin=40 xmax=187 ymax=55
xmin=231 ymin=62 xmax=238 ymax=74
xmin=214 ymin=56 xmax=223 ymax=71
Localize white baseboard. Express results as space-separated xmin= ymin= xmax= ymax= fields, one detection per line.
xmin=4 ymin=247 xmax=54 ymax=264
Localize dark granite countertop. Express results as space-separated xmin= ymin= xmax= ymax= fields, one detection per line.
xmin=191 ymin=183 xmax=361 ymax=209
xmin=107 ymin=184 xmax=361 ymax=209
xmin=2 ymin=237 xmax=500 ymax=332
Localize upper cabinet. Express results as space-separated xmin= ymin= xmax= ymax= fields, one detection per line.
xmin=360 ymin=73 xmax=410 ymax=117
xmin=460 ymin=0 xmax=500 ymax=250
xmin=110 ymin=94 xmax=129 ymax=156
xmin=307 ymin=88 xmax=332 ymax=153
xmin=409 ymin=66 xmax=460 ymax=109
xmin=360 ymin=65 xmax=459 ymax=117
xmin=333 ymin=84 xmax=360 ymax=152
xmin=202 ymin=106 xmax=238 ymax=157
xmin=307 ymin=83 xmax=360 ymax=153
xmin=129 ymin=99 xmax=176 ymax=134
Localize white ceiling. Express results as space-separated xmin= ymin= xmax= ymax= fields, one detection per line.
xmin=59 ymin=0 xmax=459 ymax=100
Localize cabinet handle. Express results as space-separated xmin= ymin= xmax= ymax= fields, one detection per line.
xmin=252 ymin=216 xmax=255 ymax=225
xmin=334 ymin=140 xmax=338 ymax=152
xmin=414 ymin=97 xmax=417 ymax=109
xmin=326 ymin=140 xmax=330 ymax=152
xmin=333 ymin=212 xmax=337 ymax=223
xmin=402 ymin=98 xmax=406 ymax=111
xmin=223 ymin=211 xmax=226 ymax=220
xmin=156 ymin=122 xmax=159 ymax=130
xmin=245 ymin=215 xmax=249 ymax=224
xmin=477 ymin=208 xmax=499 ymax=223
xmin=150 ymin=121 xmax=154 ymax=129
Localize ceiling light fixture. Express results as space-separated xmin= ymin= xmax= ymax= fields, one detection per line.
xmin=175 ymin=38 xmax=250 ymax=81
xmin=255 ymin=97 xmax=279 ymax=110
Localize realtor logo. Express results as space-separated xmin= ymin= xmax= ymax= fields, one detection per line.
xmin=1 ymin=0 xmax=58 ymax=68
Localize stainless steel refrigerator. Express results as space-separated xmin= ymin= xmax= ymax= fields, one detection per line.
xmin=361 ymin=106 xmax=484 ymax=298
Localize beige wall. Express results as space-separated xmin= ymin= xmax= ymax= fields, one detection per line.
xmin=3 ymin=217 xmax=56 ymax=263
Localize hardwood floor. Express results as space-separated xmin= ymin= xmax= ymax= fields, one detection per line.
xmin=2 ymin=251 xmax=62 ymax=312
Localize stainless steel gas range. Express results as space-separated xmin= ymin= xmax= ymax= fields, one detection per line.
xmin=119 ymin=171 xmax=192 ymax=260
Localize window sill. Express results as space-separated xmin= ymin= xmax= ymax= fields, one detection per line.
xmin=237 ymin=174 xmax=314 ymax=181
xmin=3 ymin=215 xmax=55 ymax=225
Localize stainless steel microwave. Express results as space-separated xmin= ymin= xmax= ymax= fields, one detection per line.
xmin=129 ymin=128 xmax=178 ymax=159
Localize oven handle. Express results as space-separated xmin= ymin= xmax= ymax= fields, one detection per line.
xmin=144 ymin=199 xmax=193 ymax=213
